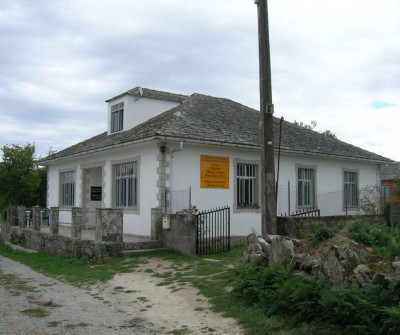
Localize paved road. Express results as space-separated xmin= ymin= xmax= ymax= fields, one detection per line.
xmin=0 ymin=256 xmax=166 ymax=335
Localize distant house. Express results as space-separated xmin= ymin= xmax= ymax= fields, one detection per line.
xmin=380 ymin=162 xmax=400 ymax=203
xmin=39 ymin=87 xmax=392 ymax=237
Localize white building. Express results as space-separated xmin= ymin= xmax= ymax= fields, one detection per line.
xmin=39 ymin=87 xmax=391 ymax=237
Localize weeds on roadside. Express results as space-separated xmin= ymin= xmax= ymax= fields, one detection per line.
xmin=311 ymin=221 xmax=345 ymax=245
xmin=232 ymin=264 xmax=400 ymax=335
xmin=2 ymin=216 xmax=400 ymax=335
xmin=347 ymin=218 xmax=400 ymax=261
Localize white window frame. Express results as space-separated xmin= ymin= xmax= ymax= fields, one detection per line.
xmin=343 ymin=169 xmax=359 ymax=209
xmin=60 ymin=170 xmax=75 ymax=207
xmin=233 ymin=159 xmax=261 ymax=213
xmin=296 ymin=165 xmax=316 ymax=209
xmin=111 ymin=102 xmax=124 ymax=133
xmin=112 ymin=157 xmax=140 ymax=213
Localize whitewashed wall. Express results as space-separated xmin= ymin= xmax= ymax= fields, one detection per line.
xmin=46 ymin=141 xmax=159 ymax=236
xmin=167 ymin=142 xmax=380 ymax=236
xmin=107 ymin=95 xmax=181 ymax=135
xmin=47 ymin=138 xmax=380 ymax=238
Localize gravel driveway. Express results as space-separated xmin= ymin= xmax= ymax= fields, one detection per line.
xmin=0 ymin=255 xmax=166 ymax=335
xmin=0 ymin=255 xmax=243 ymax=335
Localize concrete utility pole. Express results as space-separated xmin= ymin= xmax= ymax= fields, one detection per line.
xmin=254 ymin=0 xmax=277 ymax=235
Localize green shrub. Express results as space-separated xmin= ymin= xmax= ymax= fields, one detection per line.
xmin=347 ymin=219 xmax=400 ymax=261
xmin=312 ymin=223 xmax=334 ymax=245
xmin=9 ymin=231 xmax=26 ymax=247
xmin=380 ymin=304 xmax=400 ymax=335
xmin=232 ymin=263 xmax=400 ymax=334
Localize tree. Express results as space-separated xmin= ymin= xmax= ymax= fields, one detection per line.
xmin=359 ymin=185 xmax=384 ymax=215
xmin=294 ymin=120 xmax=317 ymax=130
xmin=0 ymin=143 xmax=46 ymax=209
xmin=295 ymin=120 xmax=338 ymax=139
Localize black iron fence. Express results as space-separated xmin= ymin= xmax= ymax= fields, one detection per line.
xmin=196 ymin=206 xmax=230 ymax=255
xmin=289 ymin=208 xmax=320 ymax=217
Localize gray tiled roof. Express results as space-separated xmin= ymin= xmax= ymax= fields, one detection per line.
xmin=41 ymin=91 xmax=392 ymax=164
xmin=105 ymin=87 xmax=188 ymax=103
xmin=380 ymin=162 xmax=400 ymax=181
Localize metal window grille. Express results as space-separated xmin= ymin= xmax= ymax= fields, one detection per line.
xmin=115 ymin=162 xmax=137 ymax=208
xmin=111 ymin=102 xmax=124 ymax=132
xmin=344 ymin=171 xmax=358 ymax=207
xmin=237 ymin=164 xmax=257 ymax=207
xmin=61 ymin=171 xmax=75 ymax=206
xmin=298 ymin=168 xmax=314 ymax=207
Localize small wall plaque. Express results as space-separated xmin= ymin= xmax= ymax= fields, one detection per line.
xmin=91 ymin=186 xmax=102 ymax=201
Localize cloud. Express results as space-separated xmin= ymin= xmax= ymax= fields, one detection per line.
xmin=0 ymin=0 xmax=399 ymax=162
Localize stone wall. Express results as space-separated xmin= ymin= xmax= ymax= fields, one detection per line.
xmin=161 ymin=214 xmax=197 ymax=255
xmin=95 ymin=208 xmax=123 ymax=242
xmin=277 ymin=214 xmax=387 ymax=238
xmin=1 ymin=220 xmax=7 ymax=242
xmin=7 ymin=226 xmax=122 ymax=262
xmin=3 ymin=206 xmax=125 ymax=262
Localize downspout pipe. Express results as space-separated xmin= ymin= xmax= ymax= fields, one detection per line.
xmin=276 ymin=117 xmax=284 ymax=202
xmin=169 ymin=141 xmax=184 ymax=213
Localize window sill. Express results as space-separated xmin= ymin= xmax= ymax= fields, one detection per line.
xmin=110 ymin=129 xmax=123 ymax=134
xmin=343 ymin=206 xmax=359 ymax=211
xmin=233 ymin=205 xmax=261 ymax=213
xmin=59 ymin=206 xmax=73 ymax=210
xmin=120 ymin=208 xmax=140 ymax=215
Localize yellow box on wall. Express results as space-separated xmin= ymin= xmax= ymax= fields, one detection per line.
xmin=162 ymin=216 xmax=170 ymax=230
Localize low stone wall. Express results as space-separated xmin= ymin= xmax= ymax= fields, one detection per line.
xmin=1 ymin=220 xmax=7 ymax=242
xmin=161 ymin=214 xmax=197 ymax=255
xmin=278 ymin=215 xmax=387 ymax=238
xmin=8 ymin=226 xmax=122 ymax=262
xmin=3 ymin=206 xmax=127 ymax=262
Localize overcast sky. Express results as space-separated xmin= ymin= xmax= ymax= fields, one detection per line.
xmin=0 ymin=0 xmax=399 ymax=161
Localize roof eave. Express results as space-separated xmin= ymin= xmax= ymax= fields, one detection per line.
xmin=39 ymin=135 xmax=390 ymax=166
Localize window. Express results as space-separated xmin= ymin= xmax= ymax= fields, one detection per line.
xmin=344 ymin=171 xmax=358 ymax=207
xmin=111 ymin=102 xmax=124 ymax=133
xmin=297 ymin=168 xmax=315 ymax=208
xmin=237 ymin=163 xmax=258 ymax=208
xmin=60 ymin=171 xmax=75 ymax=206
xmin=381 ymin=185 xmax=390 ymax=204
xmin=115 ymin=162 xmax=138 ymax=208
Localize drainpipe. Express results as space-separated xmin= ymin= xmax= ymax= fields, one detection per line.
xmin=276 ymin=117 xmax=284 ymax=202
xmin=169 ymin=141 xmax=184 ymax=213
xmin=171 ymin=140 xmax=184 ymax=157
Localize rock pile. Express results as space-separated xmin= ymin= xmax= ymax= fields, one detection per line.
xmin=243 ymin=231 xmax=400 ymax=288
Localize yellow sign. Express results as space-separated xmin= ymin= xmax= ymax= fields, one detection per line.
xmin=200 ymin=155 xmax=229 ymax=189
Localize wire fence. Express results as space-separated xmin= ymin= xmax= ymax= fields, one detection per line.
xmin=278 ymin=186 xmax=360 ymax=217
xmin=168 ymin=187 xmax=191 ymax=214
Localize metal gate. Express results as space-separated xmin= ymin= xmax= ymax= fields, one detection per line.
xmin=196 ymin=206 xmax=230 ymax=255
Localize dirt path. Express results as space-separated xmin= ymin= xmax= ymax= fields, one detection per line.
xmin=0 ymin=255 xmax=243 ymax=335
xmin=86 ymin=258 xmax=243 ymax=335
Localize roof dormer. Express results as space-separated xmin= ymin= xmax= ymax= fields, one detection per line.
xmin=106 ymin=87 xmax=188 ymax=135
